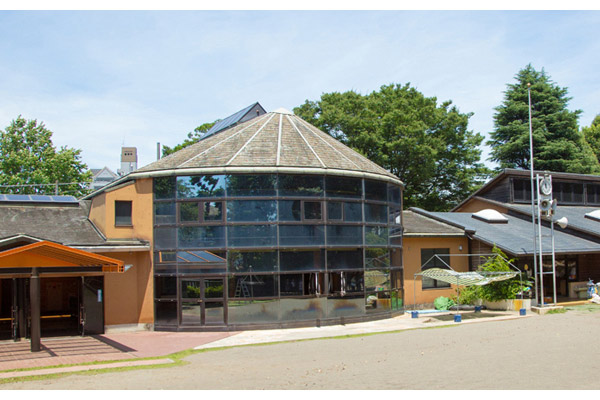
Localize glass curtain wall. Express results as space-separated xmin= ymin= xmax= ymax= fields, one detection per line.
xmin=153 ymin=174 xmax=403 ymax=329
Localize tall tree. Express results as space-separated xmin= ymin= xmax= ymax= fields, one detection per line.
xmin=583 ymin=114 xmax=600 ymax=161
xmin=488 ymin=64 xmax=599 ymax=173
xmin=162 ymin=121 xmax=217 ymax=156
xmin=294 ymin=84 xmax=489 ymax=211
xmin=0 ymin=116 xmax=92 ymax=197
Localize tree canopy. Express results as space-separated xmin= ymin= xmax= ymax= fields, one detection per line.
xmin=488 ymin=64 xmax=599 ymax=174
xmin=0 ymin=116 xmax=92 ymax=197
xmin=583 ymin=114 xmax=600 ymax=162
xmin=294 ymin=83 xmax=488 ymax=211
xmin=162 ymin=121 xmax=217 ymax=156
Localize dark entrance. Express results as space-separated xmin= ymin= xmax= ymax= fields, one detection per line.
xmin=180 ymin=277 xmax=225 ymax=326
xmin=0 ymin=276 xmax=104 ymax=341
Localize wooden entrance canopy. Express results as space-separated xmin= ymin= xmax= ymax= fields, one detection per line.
xmin=0 ymin=241 xmax=124 ymax=272
xmin=0 ymin=241 xmax=124 ymax=352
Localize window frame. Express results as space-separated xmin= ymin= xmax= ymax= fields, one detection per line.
xmin=115 ymin=200 xmax=133 ymax=227
xmin=420 ymin=248 xmax=451 ymax=290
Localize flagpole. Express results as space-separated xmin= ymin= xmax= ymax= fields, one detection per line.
xmin=528 ymin=82 xmax=539 ymax=306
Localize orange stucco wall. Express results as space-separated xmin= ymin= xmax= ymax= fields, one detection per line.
xmin=89 ymin=178 xmax=154 ymax=241
xmin=89 ymin=177 xmax=155 ymax=327
xmin=454 ymin=198 xmax=508 ymax=214
xmin=403 ymin=236 xmax=469 ymax=306
xmin=101 ymin=251 xmax=153 ymax=326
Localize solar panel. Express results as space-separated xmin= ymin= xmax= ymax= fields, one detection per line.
xmin=0 ymin=194 xmax=78 ymax=203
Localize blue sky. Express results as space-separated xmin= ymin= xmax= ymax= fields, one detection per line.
xmin=0 ymin=10 xmax=599 ymax=170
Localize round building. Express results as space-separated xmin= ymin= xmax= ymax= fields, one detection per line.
xmin=137 ymin=108 xmax=404 ymax=330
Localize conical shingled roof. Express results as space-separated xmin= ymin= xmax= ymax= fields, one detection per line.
xmin=137 ymin=109 xmax=401 ymax=185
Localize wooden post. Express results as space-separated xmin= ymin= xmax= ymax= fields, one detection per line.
xmin=30 ymin=268 xmax=41 ymax=352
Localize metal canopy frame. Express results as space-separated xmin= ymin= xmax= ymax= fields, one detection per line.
xmin=413 ymin=253 xmax=525 ymax=317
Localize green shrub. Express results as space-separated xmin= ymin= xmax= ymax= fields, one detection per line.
xmin=476 ymin=246 xmax=532 ymax=301
xmin=434 ymin=296 xmax=456 ymax=310
xmin=451 ymin=285 xmax=480 ymax=305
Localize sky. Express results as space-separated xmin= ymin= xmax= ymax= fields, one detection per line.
xmin=0 ymin=9 xmax=599 ymax=171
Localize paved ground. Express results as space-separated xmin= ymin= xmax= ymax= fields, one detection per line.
xmin=4 ymin=308 xmax=600 ymax=389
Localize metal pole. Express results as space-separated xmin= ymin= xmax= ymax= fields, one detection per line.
xmin=30 ymin=268 xmax=41 ymax=352
xmin=528 ymin=83 xmax=539 ymax=306
xmin=537 ymin=175 xmax=545 ymax=307
xmin=551 ymin=219 xmax=557 ymax=305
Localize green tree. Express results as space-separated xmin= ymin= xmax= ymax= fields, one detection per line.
xmin=294 ymin=84 xmax=489 ymax=210
xmin=0 ymin=116 xmax=92 ymax=197
xmin=583 ymin=114 xmax=600 ymax=161
xmin=488 ymin=64 xmax=599 ymax=173
xmin=162 ymin=121 xmax=217 ymax=156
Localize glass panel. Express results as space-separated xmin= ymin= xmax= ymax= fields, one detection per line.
xmin=387 ymin=184 xmax=402 ymax=205
xmin=326 ymin=225 xmax=362 ymax=246
xmin=227 ymin=175 xmax=276 ymax=197
xmin=179 ymin=202 xmax=199 ymax=223
xmin=328 ymin=271 xmax=364 ymax=295
xmin=154 ymin=202 xmax=176 ymax=224
xmin=177 ymin=250 xmax=226 ymax=264
xmin=280 ymin=297 xmax=326 ymax=321
xmin=204 ymin=279 xmax=224 ymax=298
xmin=154 ymin=227 xmax=177 ymax=250
xmin=365 ymin=203 xmax=387 ymax=223
xmin=389 ymin=207 xmax=402 ymax=225
xmin=154 ymin=301 xmax=177 ymax=325
xmin=156 ymin=251 xmax=176 ymax=263
xmin=228 ymin=251 xmax=278 ymax=273
xmin=365 ymin=226 xmax=388 ymax=246
xmin=203 ymin=201 xmax=223 ymax=221
xmin=280 ymin=250 xmax=325 ymax=272
xmin=228 ymin=299 xmax=280 ymax=324
xmin=181 ymin=302 xmax=201 ymax=324
xmin=280 ymin=274 xmax=305 ymax=296
xmin=229 ymin=275 xmax=278 ymax=298
xmin=228 ymin=200 xmax=277 ymax=222
xmin=366 ymin=291 xmax=393 ymax=313
xmin=344 ymin=202 xmax=362 ymax=222
xmin=154 ymin=176 xmax=176 ymax=200
xmin=326 ymin=176 xmax=362 ymax=198
xmin=154 ymin=264 xmax=176 ymax=274
xmin=587 ymin=184 xmax=600 ymax=205
xmin=278 ymin=175 xmax=323 ymax=197
xmin=365 ymin=248 xmax=390 ymax=269
xmin=327 ymin=202 xmax=343 ymax=221
xmin=181 ymin=279 xmax=201 ymax=298
xmin=327 ymin=249 xmax=363 ymax=270
xmin=326 ymin=297 xmax=365 ymax=318
xmin=365 ymin=269 xmax=392 ymax=291
xmin=177 ymin=175 xmax=227 ymax=198
xmin=115 ymin=201 xmax=132 ymax=225
xmin=513 ymin=179 xmax=531 ymax=202
xmin=278 ymin=200 xmax=301 ymax=221
xmin=304 ymin=201 xmax=322 ymax=220
xmin=279 ymin=225 xmax=325 ymax=246
xmin=204 ymin=302 xmax=224 ymax=324
xmin=154 ymin=276 xmax=177 ymax=299
xmin=178 ymin=226 xmax=225 ymax=248
xmin=227 ymin=225 xmax=277 ymax=247
xmin=365 ymin=180 xmax=388 ymax=202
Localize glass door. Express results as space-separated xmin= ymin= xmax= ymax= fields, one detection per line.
xmin=180 ymin=277 xmax=225 ymax=326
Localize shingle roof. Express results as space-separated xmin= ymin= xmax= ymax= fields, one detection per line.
xmin=403 ymin=210 xmax=464 ymax=236
xmin=411 ymin=208 xmax=600 ymax=256
xmin=0 ymin=203 xmax=106 ymax=246
xmin=137 ymin=109 xmax=401 ymax=184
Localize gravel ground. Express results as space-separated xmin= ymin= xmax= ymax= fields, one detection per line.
xmin=4 ymin=309 xmax=600 ymax=390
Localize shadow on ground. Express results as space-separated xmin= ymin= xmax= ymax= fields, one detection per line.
xmin=426 ymin=312 xmax=509 ymax=322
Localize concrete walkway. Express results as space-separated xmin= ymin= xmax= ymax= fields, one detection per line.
xmin=0 ymin=310 xmax=532 ymax=381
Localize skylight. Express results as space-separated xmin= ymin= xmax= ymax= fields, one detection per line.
xmin=584 ymin=210 xmax=600 ymax=222
xmin=472 ymin=209 xmax=508 ymax=223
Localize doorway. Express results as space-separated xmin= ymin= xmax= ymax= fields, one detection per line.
xmin=180 ymin=277 xmax=225 ymax=326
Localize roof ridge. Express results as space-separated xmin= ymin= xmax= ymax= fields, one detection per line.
xmin=225 ymin=113 xmax=276 ymax=166
xmin=286 ymin=115 xmax=326 ymax=168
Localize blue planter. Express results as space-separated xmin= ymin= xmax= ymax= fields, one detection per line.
xmin=474 ymin=306 xmax=482 ymax=313
xmin=519 ymin=308 xmax=526 ymax=316
xmin=411 ymin=311 xmax=419 ymax=318
xmin=454 ymin=314 xmax=462 ymax=323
